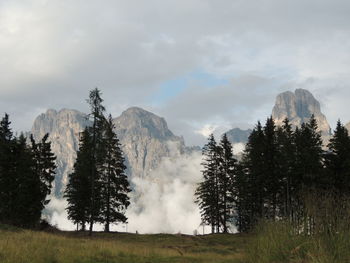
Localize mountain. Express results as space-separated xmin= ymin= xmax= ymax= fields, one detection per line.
xmin=224 ymin=89 xmax=331 ymax=147
xmin=30 ymin=107 xmax=186 ymax=196
xmin=272 ymin=89 xmax=331 ymax=137
xmin=31 ymin=109 xmax=91 ymax=197
xmin=113 ymin=107 xmax=186 ymax=178
xmin=225 ymin=128 xmax=252 ymax=145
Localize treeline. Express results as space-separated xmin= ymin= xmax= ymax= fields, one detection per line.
xmin=0 ymin=114 xmax=56 ymax=228
xmin=65 ymin=88 xmax=131 ymax=234
xmin=196 ymin=115 xmax=350 ymax=234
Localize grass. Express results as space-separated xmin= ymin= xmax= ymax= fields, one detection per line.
xmin=1 ymin=222 xmax=350 ymax=263
xmin=0 ymin=225 xmax=248 ymax=263
xmin=245 ymin=220 xmax=350 ymax=263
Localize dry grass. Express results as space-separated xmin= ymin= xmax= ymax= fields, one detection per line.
xmin=0 ymin=226 xmax=248 ymax=263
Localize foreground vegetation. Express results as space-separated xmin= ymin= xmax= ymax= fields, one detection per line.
xmin=1 ymin=221 xmax=350 ymax=263
xmin=0 ymin=225 xmax=248 ymax=263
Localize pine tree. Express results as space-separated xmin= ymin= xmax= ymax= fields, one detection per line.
xmin=276 ymin=118 xmax=296 ymax=221
xmin=65 ymin=128 xmax=92 ymax=230
xmin=86 ymin=88 xmax=106 ymax=235
xmin=0 ymin=113 xmax=15 ymax=224
xmin=325 ymin=120 xmax=350 ymax=194
xmin=262 ymin=116 xmax=279 ymax=220
xmin=30 ymin=133 xmax=57 ymax=208
xmin=294 ymin=115 xmax=324 ymax=190
xmin=196 ymin=134 xmax=220 ymax=233
xmin=217 ymin=133 xmax=237 ymax=233
xmin=99 ymin=115 xmax=131 ymax=232
xmin=13 ymin=134 xmax=42 ymax=228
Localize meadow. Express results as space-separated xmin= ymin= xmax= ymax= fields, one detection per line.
xmin=1 ymin=222 xmax=349 ymax=263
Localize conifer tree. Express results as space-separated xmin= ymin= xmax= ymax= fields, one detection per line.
xmin=262 ymin=116 xmax=279 ymax=220
xmin=99 ymin=115 xmax=131 ymax=232
xmin=13 ymin=134 xmax=42 ymax=228
xmin=0 ymin=114 xmax=15 ymax=223
xmin=276 ymin=118 xmax=295 ymax=221
xmin=65 ymin=128 xmax=92 ymax=230
xmin=325 ymin=120 xmax=350 ymax=193
xmin=86 ymin=88 xmax=106 ymax=235
xmin=30 ymin=133 xmax=57 ymax=208
xmin=196 ymin=134 xmax=220 ymax=233
xmin=217 ymin=133 xmax=236 ymax=233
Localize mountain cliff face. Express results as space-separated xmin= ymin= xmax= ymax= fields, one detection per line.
xmin=30 ymin=107 xmax=186 ymax=196
xmin=225 ymin=128 xmax=252 ymax=145
xmin=113 ymin=107 xmax=186 ymax=178
xmin=272 ymin=89 xmax=331 ymax=136
xmin=346 ymin=123 xmax=350 ymax=133
xmin=31 ymin=109 xmax=91 ymax=197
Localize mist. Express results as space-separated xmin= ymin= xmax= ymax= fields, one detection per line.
xmin=46 ymin=150 xmax=203 ymax=234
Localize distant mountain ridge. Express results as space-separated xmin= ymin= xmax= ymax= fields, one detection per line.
xmin=272 ymin=89 xmax=331 ymax=136
xmin=224 ymin=88 xmax=332 ymax=146
xmin=31 ymin=107 xmax=186 ymax=197
xmin=30 ymin=88 xmax=339 ymax=197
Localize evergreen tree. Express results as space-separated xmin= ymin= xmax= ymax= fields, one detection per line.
xmin=65 ymin=128 xmax=92 ymax=230
xmin=262 ymin=116 xmax=279 ymax=220
xmin=0 ymin=114 xmax=15 ymax=223
xmin=325 ymin=120 xmax=350 ymax=193
xmin=99 ymin=115 xmax=131 ymax=232
xmin=276 ymin=118 xmax=296 ymax=221
xmin=196 ymin=134 xmax=220 ymax=233
xmin=13 ymin=134 xmax=42 ymax=228
xmin=294 ymin=115 xmax=324 ymax=190
xmin=30 ymin=133 xmax=57 ymax=208
xmin=217 ymin=133 xmax=237 ymax=233
xmin=86 ymin=88 xmax=106 ymax=235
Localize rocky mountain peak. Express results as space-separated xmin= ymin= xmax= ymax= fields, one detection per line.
xmin=114 ymin=107 xmax=175 ymax=140
xmin=272 ymin=89 xmax=331 ymax=136
xmin=31 ymin=109 xmax=91 ymax=197
xmin=113 ymin=107 xmax=185 ymax=178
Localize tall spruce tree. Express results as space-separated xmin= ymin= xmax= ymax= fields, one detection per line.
xmin=30 ymin=133 xmax=57 ymax=208
xmin=13 ymin=134 xmax=42 ymax=228
xmin=325 ymin=120 xmax=350 ymax=193
xmin=276 ymin=118 xmax=296 ymax=221
xmin=87 ymin=88 xmax=106 ymax=235
xmin=65 ymin=128 xmax=92 ymax=230
xmin=262 ymin=116 xmax=279 ymax=220
xmin=196 ymin=134 xmax=220 ymax=233
xmin=0 ymin=114 xmax=15 ymax=224
xmin=99 ymin=115 xmax=131 ymax=232
xmin=0 ymin=114 xmax=56 ymax=228
xmin=217 ymin=133 xmax=237 ymax=233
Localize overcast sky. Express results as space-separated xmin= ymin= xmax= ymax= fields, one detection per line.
xmin=1 ymin=0 xmax=350 ymax=145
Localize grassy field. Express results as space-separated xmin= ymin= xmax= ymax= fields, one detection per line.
xmin=1 ymin=222 xmax=349 ymax=263
xmin=0 ymin=225 xmax=249 ymax=263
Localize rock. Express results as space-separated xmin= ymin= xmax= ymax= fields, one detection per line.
xmin=30 ymin=109 xmax=91 ymax=197
xmin=113 ymin=107 xmax=186 ymax=178
xmin=30 ymin=107 xmax=187 ymax=196
xmin=272 ymin=89 xmax=331 ymax=137
xmin=225 ymin=128 xmax=252 ymax=144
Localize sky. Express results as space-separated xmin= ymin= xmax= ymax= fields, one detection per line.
xmin=1 ymin=0 xmax=350 ymax=146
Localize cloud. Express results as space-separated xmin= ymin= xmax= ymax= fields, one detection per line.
xmin=1 ymin=0 xmax=350 ymax=141
xmin=46 ymin=149 xmax=206 ymax=234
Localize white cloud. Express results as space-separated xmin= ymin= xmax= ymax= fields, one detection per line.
xmin=1 ymin=0 xmax=350 ymax=140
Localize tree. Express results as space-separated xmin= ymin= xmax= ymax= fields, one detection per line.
xmin=325 ymin=120 xmax=350 ymax=194
xmin=99 ymin=115 xmax=131 ymax=232
xmin=65 ymin=128 xmax=92 ymax=230
xmin=217 ymin=133 xmax=237 ymax=233
xmin=0 ymin=114 xmax=15 ymax=223
xmin=30 ymin=133 xmax=57 ymax=209
xmin=275 ymin=118 xmax=296 ymax=222
xmin=86 ymin=88 xmax=106 ymax=235
xmin=13 ymin=134 xmax=42 ymax=228
xmin=196 ymin=134 xmax=220 ymax=233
